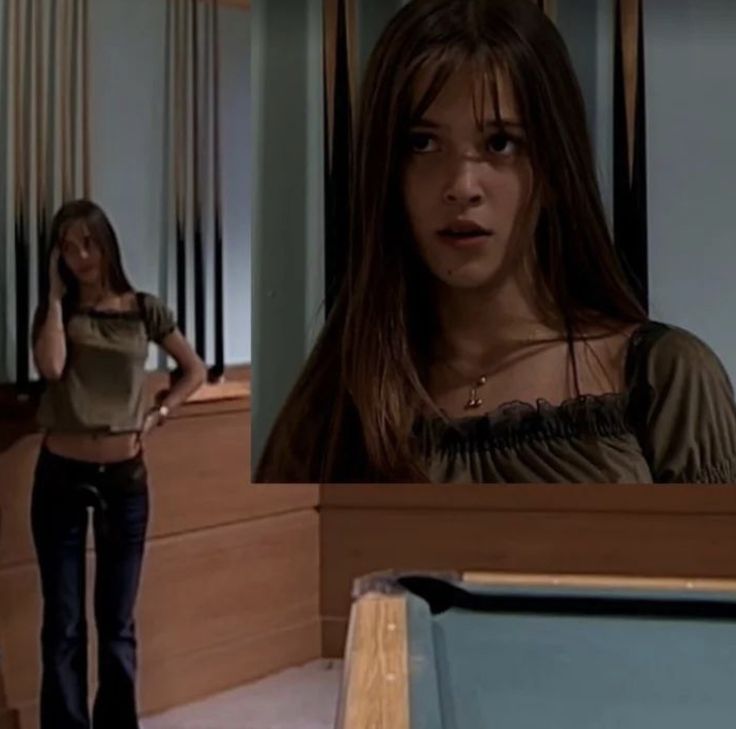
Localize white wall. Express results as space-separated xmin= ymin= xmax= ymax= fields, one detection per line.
xmin=558 ymin=0 xmax=736 ymax=382
xmin=644 ymin=0 xmax=736 ymax=380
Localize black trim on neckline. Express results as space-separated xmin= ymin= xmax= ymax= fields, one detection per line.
xmin=73 ymin=308 xmax=143 ymax=320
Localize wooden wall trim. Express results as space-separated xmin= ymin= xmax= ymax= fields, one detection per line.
xmin=319 ymin=484 xmax=736 ymax=515
xmin=319 ymin=487 xmax=736 ymax=658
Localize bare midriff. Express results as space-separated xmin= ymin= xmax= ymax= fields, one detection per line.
xmin=44 ymin=431 xmax=142 ymax=463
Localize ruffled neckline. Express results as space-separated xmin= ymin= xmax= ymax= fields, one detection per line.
xmin=72 ymin=291 xmax=144 ymax=319
xmin=412 ymin=320 xmax=671 ymax=453
xmin=73 ymin=307 xmax=142 ymax=320
xmin=414 ymin=391 xmax=632 ymax=452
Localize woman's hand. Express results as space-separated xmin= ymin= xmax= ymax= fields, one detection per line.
xmin=141 ymin=407 xmax=164 ymax=436
xmin=49 ymin=247 xmax=66 ymax=301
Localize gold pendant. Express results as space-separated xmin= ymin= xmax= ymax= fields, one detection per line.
xmin=464 ymin=375 xmax=487 ymax=410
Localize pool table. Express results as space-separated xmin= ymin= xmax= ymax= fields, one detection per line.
xmin=335 ymin=571 xmax=736 ymax=729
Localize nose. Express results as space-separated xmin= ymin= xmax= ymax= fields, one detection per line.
xmin=443 ymin=157 xmax=484 ymax=206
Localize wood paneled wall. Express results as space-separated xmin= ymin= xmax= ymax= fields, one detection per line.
xmin=318 ymin=485 xmax=736 ymax=657
xmin=0 ymin=375 xmax=320 ymax=729
xmin=7 ymin=399 xmax=736 ymax=725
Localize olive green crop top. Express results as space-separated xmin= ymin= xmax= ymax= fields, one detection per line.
xmin=34 ymin=292 xmax=177 ymax=434
xmin=413 ymin=322 xmax=736 ymax=483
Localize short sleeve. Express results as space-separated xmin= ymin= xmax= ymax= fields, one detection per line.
xmin=627 ymin=324 xmax=736 ymax=483
xmin=138 ymin=293 xmax=177 ymax=344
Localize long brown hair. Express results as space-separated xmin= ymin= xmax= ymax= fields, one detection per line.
xmin=34 ymin=199 xmax=134 ymax=332
xmin=256 ymin=0 xmax=647 ymax=483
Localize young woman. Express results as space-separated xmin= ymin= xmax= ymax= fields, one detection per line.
xmin=31 ymin=199 xmax=206 ymax=728
xmin=257 ymin=0 xmax=736 ymax=484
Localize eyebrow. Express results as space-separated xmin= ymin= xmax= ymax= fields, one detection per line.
xmin=61 ymin=236 xmax=90 ymax=246
xmin=412 ymin=117 xmax=525 ymax=129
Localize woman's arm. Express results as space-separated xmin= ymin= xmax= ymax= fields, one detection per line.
xmin=32 ymin=249 xmax=67 ymax=380
xmin=159 ymin=329 xmax=207 ymax=408
xmin=142 ymin=329 xmax=206 ymax=432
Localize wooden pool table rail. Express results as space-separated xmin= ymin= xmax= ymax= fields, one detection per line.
xmin=335 ymin=569 xmax=736 ymax=729
xmin=336 ymin=593 xmax=410 ymax=729
xmin=463 ymin=571 xmax=736 ymax=593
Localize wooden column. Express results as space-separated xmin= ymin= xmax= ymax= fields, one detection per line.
xmin=614 ymin=0 xmax=648 ymax=310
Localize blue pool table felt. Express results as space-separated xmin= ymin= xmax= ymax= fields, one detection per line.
xmin=404 ymin=580 xmax=736 ymax=729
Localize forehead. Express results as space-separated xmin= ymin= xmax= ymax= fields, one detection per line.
xmin=410 ymin=61 xmax=521 ymax=125
xmin=60 ymin=221 xmax=91 ymax=245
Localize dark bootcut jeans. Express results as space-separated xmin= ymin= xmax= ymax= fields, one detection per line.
xmin=31 ymin=446 xmax=149 ymax=729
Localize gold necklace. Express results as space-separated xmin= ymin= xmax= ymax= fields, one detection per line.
xmin=439 ymin=329 xmax=559 ymax=411
xmin=465 ymin=375 xmax=487 ymax=410
xmin=440 ymin=361 xmax=491 ymax=411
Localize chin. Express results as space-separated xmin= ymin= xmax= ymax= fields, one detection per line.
xmin=424 ymin=257 xmax=505 ymax=291
xmin=77 ymin=272 xmax=100 ymax=285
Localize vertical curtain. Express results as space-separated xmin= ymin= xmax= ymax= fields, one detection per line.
xmin=2 ymin=0 xmax=90 ymax=390
xmin=170 ymin=0 xmax=226 ymax=382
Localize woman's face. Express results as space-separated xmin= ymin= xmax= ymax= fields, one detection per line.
xmin=402 ymin=64 xmax=539 ymax=291
xmin=59 ymin=221 xmax=104 ymax=286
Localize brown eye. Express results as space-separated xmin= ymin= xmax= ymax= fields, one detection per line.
xmin=487 ymin=133 xmax=520 ymax=155
xmin=408 ymin=131 xmax=438 ymax=153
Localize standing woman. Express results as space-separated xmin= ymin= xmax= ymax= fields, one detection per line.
xmin=256 ymin=0 xmax=736 ymax=483
xmin=31 ymin=199 xmax=206 ymax=729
